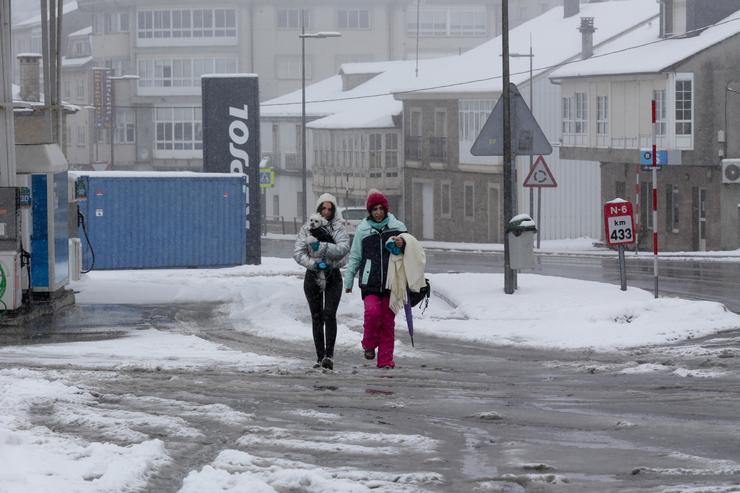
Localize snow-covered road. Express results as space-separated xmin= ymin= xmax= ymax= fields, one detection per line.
xmin=1 ymin=259 xmax=739 ymax=492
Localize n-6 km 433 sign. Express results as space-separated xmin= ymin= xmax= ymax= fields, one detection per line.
xmin=604 ymin=200 xmax=635 ymax=246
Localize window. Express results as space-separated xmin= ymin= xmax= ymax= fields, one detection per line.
xmin=97 ymin=13 xmax=128 ymax=33
xmin=277 ymin=8 xmax=308 ymax=29
xmin=272 ymin=195 xmax=279 ymax=217
xmin=138 ymin=57 xmax=237 ymax=89
xmin=114 ymin=109 xmax=136 ymax=144
xmin=369 ymin=133 xmax=382 ymax=168
xmin=574 ymin=92 xmax=587 ymax=134
xmin=76 ymin=78 xmax=86 ymax=99
xmin=297 ymin=191 xmax=305 ymax=220
xmin=76 ymin=126 xmax=86 ymax=146
xmin=667 ymin=184 xmax=679 ymax=232
xmin=441 ymin=181 xmax=451 ymax=217
xmin=459 ymin=100 xmax=494 ymax=142
xmin=155 ymin=107 xmax=202 ymax=151
xmin=434 ymin=109 xmax=447 ymax=137
xmin=63 ymin=80 xmax=71 ymax=98
xmin=119 ymin=12 xmax=129 ymax=32
xmin=654 ymin=89 xmax=666 ymax=135
xmin=338 ymin=9 xmax=369 ymax=29
xmin=276 ymin=55 xmax=310 ymax=80
xmin=432 ymin=109 xmax=448 ymax=161
xmin=464 ymin=183 xmax=474 ymax=219
xmin=450 ymin=10 xmax=486 ymax=36
xmin=675 ymin=78 xmax=692 ymax=135
xmin=408 ymin=8 xmax=486 ymax=37
xmin=138 ymin=8 xmax=236 ymax=40
xmin=385 ymin=133 xmax=398 ymax=168
xmin=596 ymin=96 xmax=608 ymax=135
xmin=409 ymin=108 xmax=422 ymax=137
xmin=72 ymin=40 xmax=86 ymax=56
xmin=561 ymin=97 xmax=573 ymax=134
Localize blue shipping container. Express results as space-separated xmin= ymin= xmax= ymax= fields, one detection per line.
xmin=78 ymin=173 xmax=247 ymax=269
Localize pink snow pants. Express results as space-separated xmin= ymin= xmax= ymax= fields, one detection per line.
xmin=362 ymin=294 xmax=396 ymax=368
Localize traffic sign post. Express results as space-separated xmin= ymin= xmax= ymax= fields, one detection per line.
xmin=523 ymin=155 xmax=556 ymax=249
xmin=604 ymin=199 xmax=635 ymax=291
xmin=471 ymin=81 xmax=552 ymax=294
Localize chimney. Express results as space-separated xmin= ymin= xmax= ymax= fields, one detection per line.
xmin=564 ymin=0 xmax=580 ymax=18
xmin=579 ymin=17 xmax=596 ymax=59
xmin=17 ymin=53 xmax=42 ymax=102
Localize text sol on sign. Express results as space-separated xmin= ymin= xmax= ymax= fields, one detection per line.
xmin=603 ymin=200 xmax=635 ymax=246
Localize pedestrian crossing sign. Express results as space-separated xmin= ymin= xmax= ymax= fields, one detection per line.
xmin=259 ymin=168 xmax=275 ymax=188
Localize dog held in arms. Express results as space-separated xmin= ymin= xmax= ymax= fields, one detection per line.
xmin=305 ymin=212 xmax=335 ymax=291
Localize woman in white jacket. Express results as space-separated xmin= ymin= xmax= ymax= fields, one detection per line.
xmin=293 ymin=193 xmax=350 ymax=370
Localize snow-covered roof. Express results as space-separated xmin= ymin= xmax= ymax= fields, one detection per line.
xmin=62 ymin=56 xmax=93 ymax=68
xmin=260 ymin=0 xmax=658 ymax=130
xmin=550 ymin=8 xmax=740 ymax=79
xmin=261 ymin=60 xmax=419 ymax=129
xmin=393 ymin=0 xmax=659 ymax=96
xmin=13 ymin=1 xmax=78 ymax=29
xmin=69 ymin=25 xmax=92 ymax=37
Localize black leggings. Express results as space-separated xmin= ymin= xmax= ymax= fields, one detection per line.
xmin=303 ymin=268 xmax=342 ymax=360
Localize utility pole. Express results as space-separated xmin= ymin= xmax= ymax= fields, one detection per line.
xmin=502 ymin=0 xmax=515 ymax=294
xmin=0 ymin=0 xmax=17 ymax=186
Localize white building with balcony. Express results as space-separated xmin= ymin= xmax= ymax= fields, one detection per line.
xmin=551 ymin=0 xmax=740 ymax=250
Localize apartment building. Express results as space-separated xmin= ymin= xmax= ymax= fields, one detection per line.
xmin=260 ymin=60 xmax=410 ymax=225
xmin=551 ymin=0 xmax=740 ymax=250
xmin=14 ymin=0 xmax=559 ymax=173
xmin=393 ymin=0 xmax=658 ymax=242
xmin=260 ymin=0 xmax=658 ymax=240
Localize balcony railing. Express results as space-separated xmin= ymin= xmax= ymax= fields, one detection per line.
xmin=405 ymin=136 xmax=422 ymax=161
xmin=429 ymin=136 xmax=448 ymax=162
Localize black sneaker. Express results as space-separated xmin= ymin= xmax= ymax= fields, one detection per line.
xmin=312 ymin=359 xmax=322 ymax=369
xmin=364 ymin=348 xmax=375 ymax=360
xmin=321 ymin=357 xmax=333 ymax=370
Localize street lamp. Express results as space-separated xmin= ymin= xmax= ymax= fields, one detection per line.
xmin=107 ymin=74 xmax=139 ymax=170
xmin=299 ymin=9 xmax=340 ymax=223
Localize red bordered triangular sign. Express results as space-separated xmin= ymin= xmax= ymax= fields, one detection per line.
xmin=523 ymin=155 xmax=557 ymax=188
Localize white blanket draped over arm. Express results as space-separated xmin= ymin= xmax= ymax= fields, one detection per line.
xmin=385 ymin=233 xmax=426 ymax=314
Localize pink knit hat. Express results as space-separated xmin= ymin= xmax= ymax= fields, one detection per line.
xmin=366 ymin=190 xmax=389 ymax=213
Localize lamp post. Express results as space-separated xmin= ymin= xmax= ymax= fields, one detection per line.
xmin=299 ymin=9 xmax=341 ymax=223
xmin=107 ymin=75 xmax=139 ymax=170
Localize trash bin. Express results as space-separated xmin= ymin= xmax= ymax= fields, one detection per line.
xmin=507 ymin=214 xmax=537 ymax=269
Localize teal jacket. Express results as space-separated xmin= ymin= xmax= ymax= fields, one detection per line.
xmin=343 ymin=213 xmax=407 ymax=294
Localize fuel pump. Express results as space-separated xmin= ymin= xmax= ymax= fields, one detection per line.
xmin=15 ymin=143 xmax=70 ymax=298
xmin=0 ymin=187 xmax=23 ymax=310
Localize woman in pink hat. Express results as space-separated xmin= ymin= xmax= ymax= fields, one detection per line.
xmin=343 ymin=190 xmax=407 ymax=368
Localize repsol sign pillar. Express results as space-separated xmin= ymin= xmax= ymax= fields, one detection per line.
xmin=202 ymin=75 xmax=261 ymax=265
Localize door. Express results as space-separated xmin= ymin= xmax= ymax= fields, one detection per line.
xmin=488 ymin=186 xmax=500 ymax=242
xmin=698 ymin=187 xmax=707 ymax=251
xmin=422 ymin=182 xmax=434 ymax=239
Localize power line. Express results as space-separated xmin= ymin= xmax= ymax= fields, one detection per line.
xmin=62 ymin=14 xmax=740 ymax=111
xmin=261 ymin=14 xmax=740 ymax=107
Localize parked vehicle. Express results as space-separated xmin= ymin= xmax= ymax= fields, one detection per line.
xmin=337 ymin=206 xmax=367 ymax=236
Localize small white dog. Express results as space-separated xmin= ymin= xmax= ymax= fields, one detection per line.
xmin=305 ymin=212 xmax=329 ymax=250
xmin=305 ymin=212 xmax=332 ymax=291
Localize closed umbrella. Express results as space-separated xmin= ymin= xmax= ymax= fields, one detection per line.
xmin=403 ymin=302 xmax=414 ymax=347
